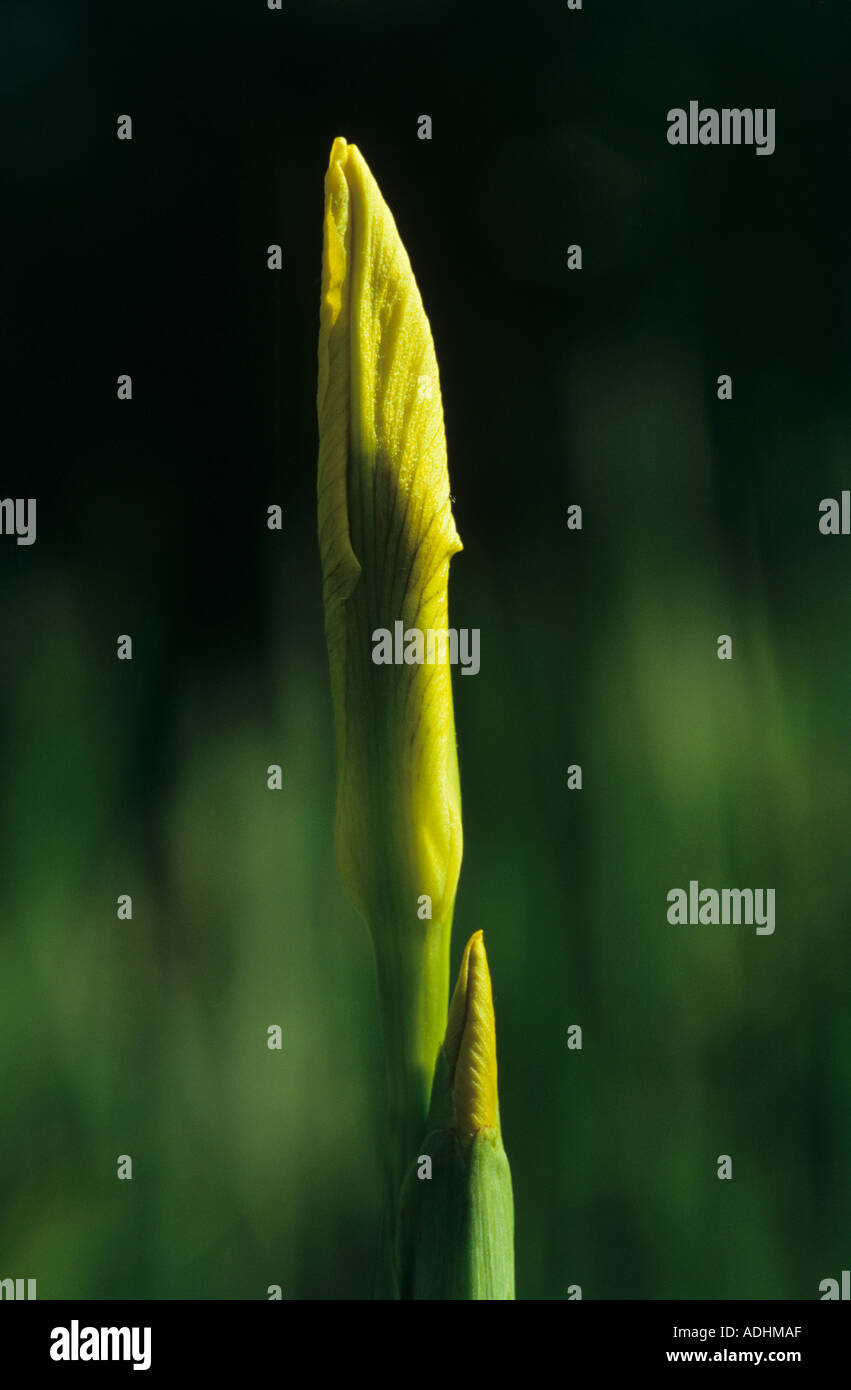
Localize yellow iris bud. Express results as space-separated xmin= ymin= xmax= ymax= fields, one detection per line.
xmin=317 ymin=137 xmax=464 ymax=1167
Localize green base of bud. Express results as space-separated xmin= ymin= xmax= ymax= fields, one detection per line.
xmin=396 ymin=1049 xmax=515 ymax=1300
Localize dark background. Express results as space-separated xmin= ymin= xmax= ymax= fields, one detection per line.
xmin=1 ymin=0 xmax=849 ymax=1298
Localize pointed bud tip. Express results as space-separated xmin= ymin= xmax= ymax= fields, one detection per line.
xmin=444 ymin=931 xmax=499 ymax=1150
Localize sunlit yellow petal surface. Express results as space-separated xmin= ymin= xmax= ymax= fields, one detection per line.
xmin=317 ymin=137 xmax=464 ymax=1161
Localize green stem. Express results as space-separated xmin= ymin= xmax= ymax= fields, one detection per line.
xmin=372 ymin=909 xmax=453 ymax=1197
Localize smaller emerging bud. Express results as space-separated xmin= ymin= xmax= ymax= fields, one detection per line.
xmin=396 ymin=932 xmax=514 ymax=1299
xmin=443 ymin=931 xmax=499 ymax=1150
